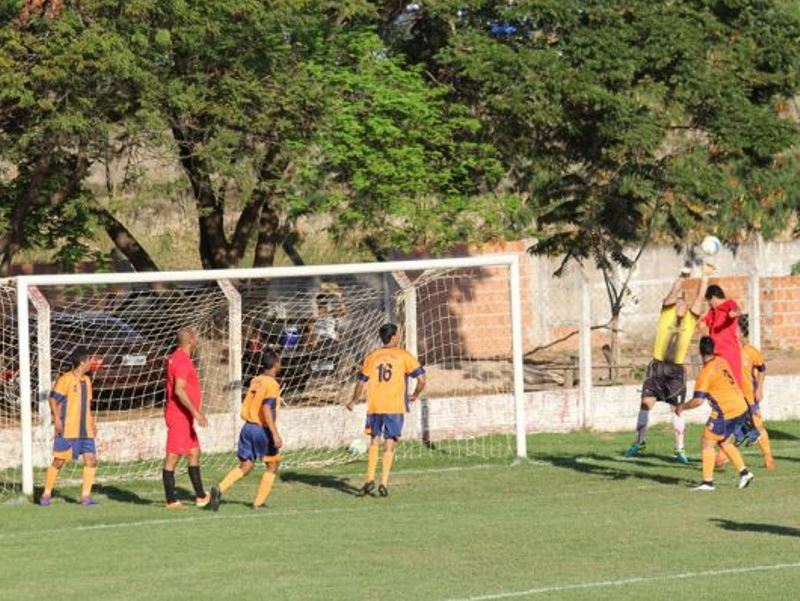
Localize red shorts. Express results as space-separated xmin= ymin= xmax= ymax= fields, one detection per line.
xmin=165 ymin=415 xmax=199 ymax=455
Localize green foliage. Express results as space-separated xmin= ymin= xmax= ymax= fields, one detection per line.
xmin=399 ymin=0 xmax=800 ymax=267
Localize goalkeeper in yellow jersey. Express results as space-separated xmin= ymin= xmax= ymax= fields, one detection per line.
xmin=209 ymin=351 xmax=283 ymax=510
xmin=346 ymin=323 xmax=426 ymax=497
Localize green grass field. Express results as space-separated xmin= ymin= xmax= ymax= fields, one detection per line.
xmin=3 ymin=422 xmax=800 ymax=601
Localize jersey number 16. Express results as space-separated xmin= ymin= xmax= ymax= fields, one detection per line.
xmin=377 ymin=363 xmax=393 ymax=382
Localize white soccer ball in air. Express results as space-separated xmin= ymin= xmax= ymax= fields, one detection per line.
xmin=701 ymin=235 xmax=722 ymax=256
xmin=348 ymin=438 xmax=368 ymax=456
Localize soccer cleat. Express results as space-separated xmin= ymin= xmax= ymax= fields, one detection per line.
xmin=208 ymin=486 xmax=221 ymax=512
xmin=764 ymin=455 xmax=776 ymax=471
xmin=39 ymin=495 xmax=52 ymax=506
xmin=623 ymin=442 xmax=645 ymax=458
xmin=674 ymin=450 xmax=690 ymax=465
xmin=378 ymin=484 xmax=389 ymax=497
xmin=165 ymin=501 xmax=188 ymax=510
xmin=357 ymin=481 xmax=376 ymax=497
xmin=81 ymin=496 xmax=99 ymax=506
xmin=195 ymin=494 xmax=211 ymax=508
xmin=715 ymin=453 xmax=730 ymax=469
xmin=692 ymin=482 xmax=716 ymax=492
xmin=738 ymin=471 xmax=754 ymax=489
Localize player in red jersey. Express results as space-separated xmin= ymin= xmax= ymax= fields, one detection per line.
xmin=701 ymin=285 xmax=742 ymax=385
xmin=162 ymin=327 xmax=209 ymax=509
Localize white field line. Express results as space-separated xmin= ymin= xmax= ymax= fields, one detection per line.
xmin=441 ymin=561 xmax=800 ymax=601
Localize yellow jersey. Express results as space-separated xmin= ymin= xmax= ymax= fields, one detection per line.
xmin=240 ymin=375 xmax=281 ymax=425
xmin=50 ymin=371 xmax=95 ymax=438
xmin=693 ymin=356 xmax=748 ymax=420
xmin=358 ymin=347 xmax=424 ymax=414
xmin=740 ymin=344 xmax=765 ymax=405
xmin=652 ymin=306 xmax=698 ymax=365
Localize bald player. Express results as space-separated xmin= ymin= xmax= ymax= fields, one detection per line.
xmin=624 ymin=268 xmax=711 ymax=463
xmin=162 ymin=327 xmax=209 ymax=509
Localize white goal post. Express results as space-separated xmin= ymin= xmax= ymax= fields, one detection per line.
xmin=13 ymin=254 xmax=525 ymax=498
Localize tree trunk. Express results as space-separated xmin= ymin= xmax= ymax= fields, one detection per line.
xmin=609 ymin=312 xmax=621 ymax=383
xmin=252 ymin=204 xmax=281 ymax=267
xmin=95 ymin=207 xmax=159 ymax=271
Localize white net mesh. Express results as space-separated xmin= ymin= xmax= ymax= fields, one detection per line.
xmin=0 ymin=282 xmax=21 ymax=499
xmin=21 ymin=264 xmax=517 ymax=487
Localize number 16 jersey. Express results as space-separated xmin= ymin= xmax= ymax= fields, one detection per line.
xmin=358 ymin=347 xmax=425 ymax=414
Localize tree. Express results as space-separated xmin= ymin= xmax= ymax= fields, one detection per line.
xmin=385 ymin=0 xmax=800 ymax=372
xmin=0 ymin=0 xmax=157 ymax=273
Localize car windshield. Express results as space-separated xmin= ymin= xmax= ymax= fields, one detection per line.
xmin=51 ymin=313 xmax=144 ymax=342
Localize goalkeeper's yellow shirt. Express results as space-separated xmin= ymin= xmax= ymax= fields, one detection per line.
xmin=240 ymin=375 xmax=281 ymax=425
xmin=652 ymin=306 xmax=698 ymax=365
xmin=358 ymin=347 xmax=424 ymax=415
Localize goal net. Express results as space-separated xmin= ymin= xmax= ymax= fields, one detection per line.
xmin=14 ymin=257 xmax=524 ymax=493
xmin=0 ymin=282 xmax=21 ymax=500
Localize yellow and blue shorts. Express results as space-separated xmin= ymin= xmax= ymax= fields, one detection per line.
xmin=53 ymin=436 xmax=96 ymax=461
xmin=237 ymin=422 xmax=280 ymax=463
xmin=365 ymin=414 xmax=404 ymax=440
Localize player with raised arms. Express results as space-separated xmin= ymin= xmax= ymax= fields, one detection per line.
xmin=209 ymin=350 xmax=283 ymax=511
xmin=346 ymin=323 xmax=426 ymax=497
xmin=39 ymin=347 xmax=99 ymax=506
xmin=624 ymin=267 xmax=711 ymax=462
xmin=162 ymin=326 xmax=209 ymax=509
xmin=676 ymin=336 xmax=754 ymax=491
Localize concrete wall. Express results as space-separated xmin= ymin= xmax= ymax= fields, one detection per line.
xmin=3 ymin=374 xmax=799 ymax=470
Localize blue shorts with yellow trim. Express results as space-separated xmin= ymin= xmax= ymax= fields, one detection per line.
xmin=53 ymin=436 xmax=96 ymax=461
xmin=365 ymin=414 xmax=404 ymax=440
xmin=237 ymin=422 xmax=280 ymax=463
xmin=704 ymin=412 xmax=749 ymax=442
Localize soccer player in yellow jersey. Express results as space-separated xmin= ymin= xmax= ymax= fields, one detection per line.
xmin=346 ymin=323 xmax=426 ymax=497
xmin=676 ymin=337 xmax=754 ymax=491
xmin=209 ymin=351 xmax=283 ymax=511
xmin=624 ymin=268 xmax=711 ymax=463
xmin=40 ymin=347 xmax=99 ymax=506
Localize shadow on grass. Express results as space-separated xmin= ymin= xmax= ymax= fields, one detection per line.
xmin=280 ymin=471 xmax=360 ymax=496
xmin=764 ymin=428 xmax=800 ymax=441
xmin=711 ymin=519 xmax=800 ymax=538
xmin=529 ymin=452 xmax=695 ymax=486
xmin=97 ymin=485 xmax=155 ymax=506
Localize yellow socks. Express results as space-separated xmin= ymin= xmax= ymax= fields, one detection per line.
xmin=219 ymin=467 xmax=245 ymax=493
xmin=366 ymin=445 xmax=379 ymax=483
xmin=380 ymin=450 xmax=395 ymax=487
xmin=701 ymin=447 xmax=715 ymax=482
xmin=81 ymin=466 xmax=96 ymax=498
xmin=253 ymin=471 xmax=276 ymax=507
xmin=720 ymin=442 xmax=746 ymax=472
xmin=43 ymin=465 xmax=60 ymax=497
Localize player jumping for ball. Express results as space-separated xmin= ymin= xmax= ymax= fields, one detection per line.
xmin=624 ymin=267 xmax=711 ymax=463
xmin=346 ymin=323 xmax=426 ymax=497
xmin=675 ymin=336 xmax=754 ymax=491
xmin=209 ymin=350 xmax=283 ymax=511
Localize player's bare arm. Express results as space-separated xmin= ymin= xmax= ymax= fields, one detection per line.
xmin=662 ymin=277 xmax=684 ymax=307
xmin=175 ymin=377 xmax=208 ymax=427
xmin=48 ymin=395 xmax=63 ymax=435
xmin=690 ymin=271 xmax=713 ymax=317
xmin=261 ymin=402 xmax=282 ymax=449
xmin=409 ymin=374 xmax=427 ymax=403
xmin=346 ymin=380 xmax=365 ymax=411
xmin=675 ymin=395 xmax=704 ymax=416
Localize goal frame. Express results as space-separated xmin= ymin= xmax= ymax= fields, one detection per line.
xmin=15 ymin=254 xmax=526 ymax=497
